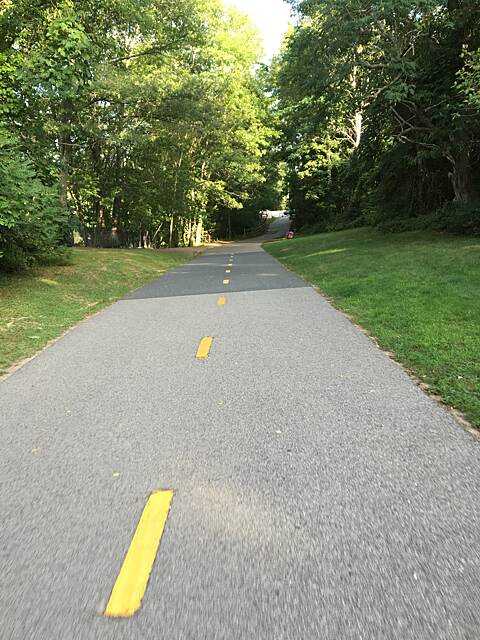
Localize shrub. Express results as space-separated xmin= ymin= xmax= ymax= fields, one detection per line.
xmin=0 ymin=127 xmax=69 ymax=271
xmin=378 ymin=204 xmax=480 ymax=236
xmin=430 ymin=203 xmax=480 ymax=236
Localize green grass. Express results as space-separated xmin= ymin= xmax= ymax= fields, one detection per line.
xmin=0 ymin=248 xmax=189 ymax=375
xmin=265 ymin=228 xmax=480 ymax=428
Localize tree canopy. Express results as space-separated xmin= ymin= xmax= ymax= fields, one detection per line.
xmin=0 ymin=0 xmax=281 ymax=268
xmin=275 ymin=0 xmax=480 ymax=234
xmin=3 ymin=0 xmax=480 ymax=270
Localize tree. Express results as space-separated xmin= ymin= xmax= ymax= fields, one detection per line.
xmin=0 ymin=128 xmax=67 ymax=270
xmin=278 ymin=0 xmax=480 ymax=233
xmin=0 ymin=0 xmax=279 ymax=260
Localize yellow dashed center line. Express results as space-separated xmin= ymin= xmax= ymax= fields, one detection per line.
xmin=226 ymin=270 xmax=231 ymax=274
xmin=104 ymin=490 xmax=174 ymax=618
xmin=196 ymin=336 xmax=214 ymax=359
xmin=217 ymin=297 xmax=226 ymax=306
xmin=223 ymin=279 xmax=230 ymax=285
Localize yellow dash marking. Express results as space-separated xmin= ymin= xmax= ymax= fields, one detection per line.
xmin=217 ymin=297 xmax=226 ymax=306
xmin=226 ymin=270 xmax=231 ymax=274
xmin=223 ymin=279 xmax=230 ymax=285
xmin=104 ymin=490 xmax=174 ymax=618
xmin=196 ymin=336 xmax=213 ymax=359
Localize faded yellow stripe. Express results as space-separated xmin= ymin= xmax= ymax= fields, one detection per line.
xmin=223 ymin=279 xmax=230 ymax=285
xmin=104 ymin=490 xmax=174 ymax=618
xmin=225 ymin=270 xmax=231 ymax=274
xmin=217 ymin=297 xmax=226 ymax=306
xmin=196 ymin=336 xmax=213 ymax=359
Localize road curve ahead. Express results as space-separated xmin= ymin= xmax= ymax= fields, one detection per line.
xmin=1 ymin=217 xmax=479 ymax=639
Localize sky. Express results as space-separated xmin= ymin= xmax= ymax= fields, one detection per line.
xmin=227 ymin=0 xmax=292 ymax=62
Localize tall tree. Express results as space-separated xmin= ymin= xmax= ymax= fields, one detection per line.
xmin=278 ymin=0 xmax=480 ymax=233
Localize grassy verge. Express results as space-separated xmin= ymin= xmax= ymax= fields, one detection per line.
xmin=264 ymin=228 xmax=480 ymax=429
xmin=0 ymin=248 xmax=190 ymax=375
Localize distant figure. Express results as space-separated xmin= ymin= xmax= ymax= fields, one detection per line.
xmin=286 ymin=231 xmax=295 ymax=240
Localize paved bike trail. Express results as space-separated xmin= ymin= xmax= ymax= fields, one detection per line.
xmin=0 ymin=217 xmax=479 ymax=639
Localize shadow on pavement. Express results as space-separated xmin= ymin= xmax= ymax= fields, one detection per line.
xmin=124 ymin=249 xmax=308 ymax=300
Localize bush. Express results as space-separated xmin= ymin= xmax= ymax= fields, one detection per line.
xmin=378 ymin=203 xmax=480 ymax=236
xmin=430 ymin=203 xmax=480 ymax=236
xmin=0 ymin=127 xmax=69 ymax=271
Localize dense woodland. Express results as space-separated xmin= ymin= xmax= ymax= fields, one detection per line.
xmin=1 ymin=0 xmax=480 ymax=271
xmin=0 ymin=0 xmax=282 ymax=269
xmin=277 ymin=0 xmax=480 ymax=235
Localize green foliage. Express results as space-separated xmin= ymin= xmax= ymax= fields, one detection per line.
xmin=432 ymin=203 xmax=480 ymax=236
xmin=0 ymin=128 xmax=69 ymax=271
xmin=277 ymin=0 xmax=480 ymax=234
xmin=0 ymin=53 xmax=16 ymax=117
xmin=0 ymin=0 xmax=278 ymax=252
xmin=379 ymin=202 xmax=480 ymax=236
xmin=457 ymin=46 xmax=480 ymax=111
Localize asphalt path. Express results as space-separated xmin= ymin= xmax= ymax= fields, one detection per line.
xmin=1 ymin=217 xmax=479 ymax=639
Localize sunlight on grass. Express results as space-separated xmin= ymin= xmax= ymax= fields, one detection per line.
xmin=304 ymin=248 xmax=348 ymax=258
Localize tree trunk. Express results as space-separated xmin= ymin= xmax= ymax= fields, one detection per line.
xmin=187 ymin=217 xmax=193 ymax=246
xmin=351 ymin=63 xmax=362 ymax=149
xmin=59 ymin=165 xmax=69 ymax=210
xmin=194 ymin=216 xmax=203 ymax=247
xmin=447 ymin=148 xmax=478 ymax=204
xmin=151 ymin=223 xmax=163 ymax=247
xmin=354 ymin=111 xmax=362 ymax=148
xmin=57 ymin=107 xmax=72 ymax=211
xmin=169 ymin=213 xmax=174 ymax=248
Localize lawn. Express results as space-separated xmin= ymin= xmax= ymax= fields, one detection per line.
xmin=0 ymin=248 xmax=190 ymax=375
xmin=264 ymin=228 xmax=480 ymax=429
